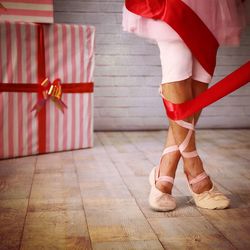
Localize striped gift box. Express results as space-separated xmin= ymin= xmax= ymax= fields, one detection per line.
xmin=0 ymin=21 xmax=95 ymax=159
xmin=0 ymin=0 xmax=53 ymax=23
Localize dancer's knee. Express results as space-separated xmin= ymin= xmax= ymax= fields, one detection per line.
xmin=160 ymin=77 xmax=193 ymax=104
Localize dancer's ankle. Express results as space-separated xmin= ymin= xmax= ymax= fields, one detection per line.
xmin=156 ymin=150 xmax=180 ymax=194
xmin=156 ymin=181 xmax=173 ymax=194
xmin=183 ymin=156 xmax=204 ymax=177
xmin=159 ymin=150 xmax=180 ymax=178
xmin=183 ymin=156 xmax=213 ymax=193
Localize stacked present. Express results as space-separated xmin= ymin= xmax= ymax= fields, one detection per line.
xmin=0 ymin=0 xmax=54 ymax=23
xmin=0 ymin=1 xmax=95 ymax=159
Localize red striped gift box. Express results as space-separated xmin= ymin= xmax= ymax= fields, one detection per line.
xmin=0 ymin=21 xmax=95 ymax=159
xmin=0 ymin=0 xmax=54 ymax=23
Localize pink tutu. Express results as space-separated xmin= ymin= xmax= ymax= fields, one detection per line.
xmin=122 ymin=0 xmax=247 ymax=46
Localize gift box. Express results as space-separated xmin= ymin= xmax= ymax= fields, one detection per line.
xmin=0 ymin=0 xmax=54 ymax=23
xmin=0 ymin=21 xmax=95 ymax=159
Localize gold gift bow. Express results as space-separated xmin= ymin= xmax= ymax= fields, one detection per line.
xmin=32 ymin=78 xmax=67 ymax=115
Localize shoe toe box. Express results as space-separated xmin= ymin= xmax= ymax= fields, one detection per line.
xmin=148 ymin=186 xmax=176 ymax=211
xmin=196 ymin=191 xmax=230 ymax=210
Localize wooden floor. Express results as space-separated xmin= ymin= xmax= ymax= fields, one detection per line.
xmin=0 ymin=130 xmax=250 ymax=250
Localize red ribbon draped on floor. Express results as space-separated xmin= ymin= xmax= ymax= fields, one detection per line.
xmin=0 ymin=25 xmax=94 ymax=154
xmin=125 ymin=0 xmax=250 ymax=120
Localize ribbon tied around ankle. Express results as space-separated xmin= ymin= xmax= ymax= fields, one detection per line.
xmin=32 ymin=78 xmax=67 ymax=115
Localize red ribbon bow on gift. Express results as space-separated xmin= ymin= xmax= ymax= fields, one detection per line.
xmin=32 ymin=78 xmax=67 ymax=115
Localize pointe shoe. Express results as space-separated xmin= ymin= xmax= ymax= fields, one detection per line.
xmin=186 ymin=171 xmax=230 ymax=209
xmin=148 ymin=164 xmax=177 ymax=212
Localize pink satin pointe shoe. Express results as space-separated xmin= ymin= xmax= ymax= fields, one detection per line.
xmin=148 ymin=145 xmax=178 ymax=212
xmin=186 ymin=171 xmax=230 ymax=209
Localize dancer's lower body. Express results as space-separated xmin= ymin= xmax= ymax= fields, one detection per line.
xmin=148 ymin=39 xmax=230 ymax=211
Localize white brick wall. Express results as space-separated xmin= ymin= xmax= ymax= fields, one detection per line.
xmin=55 ymin=0 xmax=250 ymax=130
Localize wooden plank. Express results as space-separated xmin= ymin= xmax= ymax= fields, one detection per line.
xmin=200 ymin=208 xmax=250 ymax=249
xmin=214 ymin=177 xmax=250 ymax=195
xmin=123 ymin=131 xmax=164 ymax=154
xmin=78 ymin=172 xmax=133 ymax=201
xmin=148 ymin=216 xmax=235 ymax=249
xmin=110 ymin=152 xmax=155 ymax=177
xmin=76 ymin=135 xmax=134 ymax=201
xmin=83 ymin=198 xmax=158 ymax=243
xmin=92 ymin=240 xmax=164 ymax=250
xmin=97 ymin=132 xmax=138 ymax=155
xmin=20 ymin=210 xmax=92 ymax=249
xmin=28 ymin=173 xmax=83 ymax=212
xmin=73 ymin=133 xmax=108 ymax=161
xmin=0 ymin=155 xmax=37 ymax=167
xmin=198 ymin=147 xmax=250 ymax=179
xmin=0 ymin=163 xmax=35 ymax=200
xmin=230 ymin=148 xmax=250 ymax=161
xmin=97 ymin=131 xmax=157 ymax=177
xmin=36 ymin=151 xmax=75 ymax=174
xmin=0 ymin=199 xmax=28 ymax=250
xmin=0 ymin=167 xmax=34 ymax=200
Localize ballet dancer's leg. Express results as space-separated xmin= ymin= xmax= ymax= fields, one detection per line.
xmin=160 ymin=79 xmax=213 ymax=194
xmin=154 ymin=39 xmax=229 ymax=209
xmin=160 ymin=79 xmax=230 ymax=209
xmin=156 ymin=125 xmax=180 ymax=194
xmin=157 ymin=79 xmax=208 ymax=194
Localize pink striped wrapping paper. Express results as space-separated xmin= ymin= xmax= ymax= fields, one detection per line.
xmin=0 ymin=0 xmax=54 ymax=23
xmin=0 ymin=21 xmax=95 ymax=159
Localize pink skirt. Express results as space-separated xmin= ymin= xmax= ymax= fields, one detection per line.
xmin=122 ymin=0 xmax=247 ymax=46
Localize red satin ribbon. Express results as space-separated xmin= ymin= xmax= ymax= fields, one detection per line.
xmin=163 ymin=61 xmax=250 ymax=120
xmin=0 ymin=82 xmax=94 ymax=93
xmin=125 ymin=0 xmax=250 ymax=120
xmin=37 ymin=25 xmax=46 ymax=154
xmin=0 ymin=24 xmax=94 ymax=154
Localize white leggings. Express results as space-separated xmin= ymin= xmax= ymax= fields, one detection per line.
xmin=157 ymin=39 xmax=212 ymax=84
